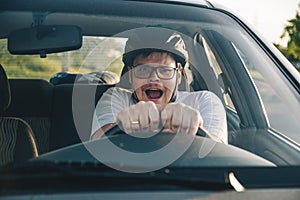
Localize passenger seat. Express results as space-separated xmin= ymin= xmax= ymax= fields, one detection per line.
xmin=0 ymin=64 xmax=38 ymax=166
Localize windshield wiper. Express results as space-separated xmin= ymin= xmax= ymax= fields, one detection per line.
xmin=1 ymin=160 xmax=299 ymax=194
xmin=0 ymin=160 xmax=234 ymax=192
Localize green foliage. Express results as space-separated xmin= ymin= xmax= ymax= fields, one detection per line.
xmin=0 ymin=39 xmax=61 ymax=79
xmin=276 ymin=4 xmax=300 ymax=71
xmin=0 ymin=36 xmax=125 ymax=80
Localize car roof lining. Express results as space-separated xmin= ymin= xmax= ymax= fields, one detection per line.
xmin=0 ymin=2 xmax=234 ymax=39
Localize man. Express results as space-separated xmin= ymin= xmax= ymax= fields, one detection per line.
xmin=91 ymin=27 xmax=227 ymax=143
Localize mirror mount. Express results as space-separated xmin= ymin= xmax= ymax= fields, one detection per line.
xmin=32 ymin=12 xmax=49 ymax=27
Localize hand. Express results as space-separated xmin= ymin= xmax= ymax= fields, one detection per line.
xmin=117 ymin=101 xmax=160 ymax=133
xmin=161 ymin=103 xmax=203 ymax=135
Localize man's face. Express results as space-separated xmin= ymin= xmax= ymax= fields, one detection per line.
xmin=130 ymin=52 xmax=182 ymax=107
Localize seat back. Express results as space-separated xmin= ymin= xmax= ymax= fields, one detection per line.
xmin=0 ymin=117 xmax=38 ymax=165
xmin=5 ymin=79 xmax=54 ymax=154
xmin=0 ymin=64 xmax=38 ymax=165
xmin=3 ymin=73 xmax=113 ymax=153
xmin=49 ymin=83 xmax=113 ymax=151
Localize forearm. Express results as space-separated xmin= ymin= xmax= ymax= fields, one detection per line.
xmin=91 ymin=123 xmax=116 ymax=140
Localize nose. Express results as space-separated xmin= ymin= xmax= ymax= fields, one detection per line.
xmin=149 ymin=68 xmax=160 ymax=81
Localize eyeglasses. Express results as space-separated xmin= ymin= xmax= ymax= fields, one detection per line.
xmin=131 ymin=64 xmax=178 ymax=80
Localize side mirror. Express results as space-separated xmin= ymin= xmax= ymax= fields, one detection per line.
xmin=8 ymin=25 xmax=82 ymax=58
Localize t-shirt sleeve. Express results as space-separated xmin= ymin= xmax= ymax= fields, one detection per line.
xmin=91 ymin=87 xmax=130 ymax=138
xmin=196 ymin=92 xmax=228 ymax=144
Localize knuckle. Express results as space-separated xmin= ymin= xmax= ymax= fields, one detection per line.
xmin=122 ymin=125 xmax=131 ymax=133
xmin=190 ymin=127 xmax=198 ymax=135
xmin=151 ymin=118 xmax=160 ymax=125
xmin=146 ymin=101 xmax=155 ymax=106
xmin=160 ymin=110 xmax=168 ymax=120
xmin=135 ymin=101 xmax=146 ymax=110
xmin=177 ymin=102 xmax=185 ymax=107
xmin=172 ymin=120 xmax=181 ymax=127
xmin=181 ymin=123 xmax=190 ymax=130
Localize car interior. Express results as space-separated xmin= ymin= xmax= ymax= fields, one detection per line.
xmin=0 ymin=3 xmax=299 ymax=168
xmin=0 ymin=45 xmax=239 ymax=166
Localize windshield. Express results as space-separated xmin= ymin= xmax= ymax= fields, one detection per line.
xmin=0 ymin=0 xmax=299 ymax=181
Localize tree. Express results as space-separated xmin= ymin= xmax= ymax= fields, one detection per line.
xmin=275 ymin=4 xmax=300 ymax=68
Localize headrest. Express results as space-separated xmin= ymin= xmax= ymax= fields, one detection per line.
xmin=0 ymin=64 xmax=11 ymax=113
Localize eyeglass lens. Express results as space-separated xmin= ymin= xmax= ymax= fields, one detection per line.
xmin=133 ymin=65 xmax=176 ymax=79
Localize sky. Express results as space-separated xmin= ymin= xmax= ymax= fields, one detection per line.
xmin=210 ymin=0 xmax=299 ymax=47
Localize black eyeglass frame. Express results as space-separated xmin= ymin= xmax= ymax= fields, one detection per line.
xmin=130 ymin=64 xmax=179 ymax=80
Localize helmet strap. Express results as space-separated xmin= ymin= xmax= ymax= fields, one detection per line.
xmin=169 ymin=70 xmax=179 ymax=103
xmin=132 ymin=90 xmax=140 ymax=104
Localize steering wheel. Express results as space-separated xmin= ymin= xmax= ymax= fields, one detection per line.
xmin=105 ymin=124 xmax=224 ymax=143
xmin=35 ymin=122 xmax=274 ymax=169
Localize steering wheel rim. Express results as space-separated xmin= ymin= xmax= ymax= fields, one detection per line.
xmin=105 ymin=124 xmax=223 ymax=143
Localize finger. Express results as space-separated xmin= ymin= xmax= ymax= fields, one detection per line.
xmin=148 ymin=102 xmax=160 ymax=132
xmin=137 ymin=102 xmax=149 ymax=130
xmin=161 ymin=106 xmax=171 ymax=131
xmin=198 ymin=112 xmax=204 ymax=129
xmin=189 ymin=109 xmax=202 ymax=135
xmin=117 ymin=107 xmax=131 ymax=133
xmin=130 ymin=105 xmax=141 ymax=132
xmin=178 ymin=108 xmax=190 ymax=134
xmin=170 ymin=104 xmax=182 ymax=133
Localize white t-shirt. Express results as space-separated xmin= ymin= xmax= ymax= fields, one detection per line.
xmin=91 ymin=87 xmax=228 ymax=143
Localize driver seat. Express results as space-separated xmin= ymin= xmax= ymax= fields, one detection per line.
xmin=0 ymin=64 xmax=38 ymax=166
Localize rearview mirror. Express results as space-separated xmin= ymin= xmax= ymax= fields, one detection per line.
xmin=8 ymin=25 xmax=82 ymax=57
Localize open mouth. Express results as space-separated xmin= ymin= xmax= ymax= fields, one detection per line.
xmin=145 ymin=89 xmax=163 ymax=99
